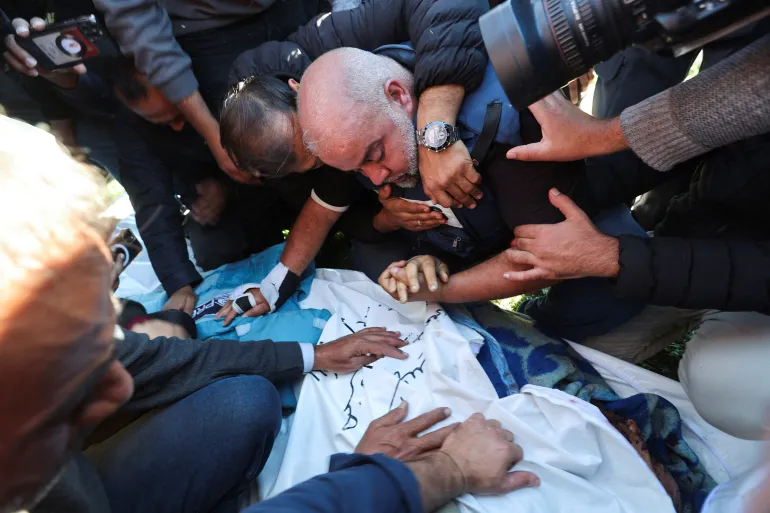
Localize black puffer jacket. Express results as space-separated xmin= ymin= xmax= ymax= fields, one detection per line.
xmin=229 ymin=0 xmax=489 ymax=94
xmin=610 ymin=134 xmax=770 ymax=313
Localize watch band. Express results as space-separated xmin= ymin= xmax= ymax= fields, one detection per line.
xmin=417 ymin=121 xmax=460 ymax=152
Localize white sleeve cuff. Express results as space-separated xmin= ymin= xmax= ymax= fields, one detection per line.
xmin=299 ymin=343 xmax=315 ymax=373
xmin=311 ymin=189 xmax=350 ymax=213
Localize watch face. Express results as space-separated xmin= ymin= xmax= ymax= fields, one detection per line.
xmin=424 ymin=123 xmax=448 ymax=148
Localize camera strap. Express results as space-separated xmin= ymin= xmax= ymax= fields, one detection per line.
xmin=470 ymin=102 xmax=503 ymax=166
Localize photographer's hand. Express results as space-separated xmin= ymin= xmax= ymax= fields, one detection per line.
xmin=506 ymin=92 xmax=628 ymax=162
xmin=3 ymin=18 xmax=86 ymax=87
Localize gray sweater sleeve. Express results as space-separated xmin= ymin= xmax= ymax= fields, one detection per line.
xmin=117 ymin=328 xmax=305 ymax=413
xmin=93 ymin=0 xmax=198 ymax=104
xmin=620 ymin=33 xmax=770 ymax=171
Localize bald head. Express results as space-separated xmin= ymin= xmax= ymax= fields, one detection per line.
xmin=0 ymin=116 xmax=132 ymax=510
xmin=298 ymin=48 xmax=420 ymax=186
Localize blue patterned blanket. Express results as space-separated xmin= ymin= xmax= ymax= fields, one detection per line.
xmin=447 ymin=302 xmax=715 ymax=513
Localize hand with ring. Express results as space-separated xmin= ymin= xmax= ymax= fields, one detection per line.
xmin=372 ymin=185 xmax=446 ymax=233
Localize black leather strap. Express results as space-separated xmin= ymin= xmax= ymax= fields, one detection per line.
xmin=471 ymin=102 xmax=503 ymax=165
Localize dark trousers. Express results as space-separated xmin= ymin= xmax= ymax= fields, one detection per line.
xmin=86 ymin=376 xmax=282 ymax=513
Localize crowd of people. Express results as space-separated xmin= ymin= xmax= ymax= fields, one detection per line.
xmin=0 ymin=0 xmax=769 ymax=511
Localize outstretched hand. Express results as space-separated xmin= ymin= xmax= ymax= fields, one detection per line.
xmin=314 ymin=327 xmax=409 ymax=373
xmin=503 ymin=188 xmax=620 ymax=282
xmin=506 ymin=92 xmax=627 ymax=162
xmin=356 ymin=401 xmax=457 ymax=461
xmin=440 ymin=413 xmax=539 ymax=495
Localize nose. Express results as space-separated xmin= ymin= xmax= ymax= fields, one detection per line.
xmin=361 ymin=164 xmax=390 ymax=186
xmin=169 ymin=119 xmax=186 ymax=132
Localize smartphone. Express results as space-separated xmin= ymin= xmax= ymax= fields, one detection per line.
xmin=110 ymin=228 xmax=143 ymax=271
xmin=16 ymin=15 xmax=119 ymax=71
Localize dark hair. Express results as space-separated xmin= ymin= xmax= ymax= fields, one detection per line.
xmin=220 ymin=75 xmax=299 ymax=177
xmin=96 ymin=56 xmax=148 ymax=103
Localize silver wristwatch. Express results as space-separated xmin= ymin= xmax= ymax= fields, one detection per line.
xmin=417 ymin=121 xmax=460 ymax=152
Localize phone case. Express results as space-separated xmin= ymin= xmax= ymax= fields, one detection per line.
xmin=16 ymin=15 xmax=119 ymax=71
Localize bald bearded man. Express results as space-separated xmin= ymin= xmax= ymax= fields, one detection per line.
xmin=0 ymin=115 xmax=411 ymax=513
xmin=296 ymin=48 xmax=647 ymax=340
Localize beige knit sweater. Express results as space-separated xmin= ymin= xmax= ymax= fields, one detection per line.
xmin=620 ymin=33 xmax=770 ymax=171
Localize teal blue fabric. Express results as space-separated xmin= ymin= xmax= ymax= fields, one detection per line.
xmin=126 ymin=243 xmax=331 ymax=409
xmin=449 ymin=302 xmax=716 ymax=513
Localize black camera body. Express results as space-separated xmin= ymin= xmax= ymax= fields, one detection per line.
xmin=15 ymin=15 xmax=119 ymax=71
xmin=480 ymin=0 xmax=769 ymax=110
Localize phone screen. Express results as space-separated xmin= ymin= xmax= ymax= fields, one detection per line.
xmin=31 ymin=27 xmax=100 ymax=66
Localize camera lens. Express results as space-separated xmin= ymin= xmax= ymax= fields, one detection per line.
xmin=480 ymin=0 xmax=625 ymax=110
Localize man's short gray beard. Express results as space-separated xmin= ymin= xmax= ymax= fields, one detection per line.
xmin=383 ymin=108 xmax=419 ymax=189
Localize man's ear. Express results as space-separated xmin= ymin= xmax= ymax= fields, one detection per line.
xmin=384 ymin=79 xmax=413 ymax=114
xmin=288 ymin=78 xmax=300 ymax=92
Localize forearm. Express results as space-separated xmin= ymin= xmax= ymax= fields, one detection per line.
xmin=178 ymin=91 xmax=218 ymax=142
xmin=407 ymin=452 xmax=466 ymax=512
xmin=93 ymin=0 xmax=197 ymax=104
xmin=620 ymin=33 xmax=770 ymax=171
xmin=588 ymin=116 xmax=627 ymax=157
xmin=407 ymin=252 xmax=557 ymax=304
xmin=441 ymin=254 xmax=555 ymax=303
xmin=416 ymin=85 xmax=464 ymax=127
xmin=281 ymin=198 xmax=342 ymax=274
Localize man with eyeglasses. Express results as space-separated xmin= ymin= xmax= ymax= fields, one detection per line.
xmin=0 ymin=115 xmax=419 ymax=513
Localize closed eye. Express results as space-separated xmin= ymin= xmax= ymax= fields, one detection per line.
xmin=367 ymin=144 xmax=384 ymax=164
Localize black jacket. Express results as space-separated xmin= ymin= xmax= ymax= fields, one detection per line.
xmin=229 ymin=0 xmax=489 ymax=94
xmin=34 ymin=329 xmax=305 ymax=513
xmin=116 ymin=108 xmax=218 ymax=295
xmin=123 ymin=0 xmax=488 ymax=296
xmin=580 ymin=135 xmax=770 ymax=313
